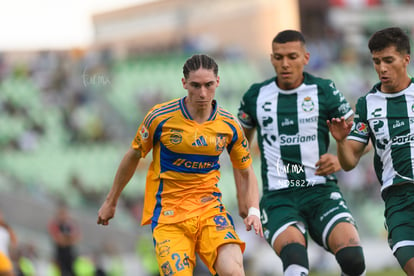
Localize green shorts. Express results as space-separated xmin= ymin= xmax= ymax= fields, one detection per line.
xmin=383 ymin=183 xmax=414 ymax=254
xmin=260 ymin=181 xmax=356 ymax=251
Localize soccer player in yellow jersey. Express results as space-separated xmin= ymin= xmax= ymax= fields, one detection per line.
xmin=0 ymin=210 xmax=17 ymax=276
xmin=97 ymin=54 xmax=263 ymax=276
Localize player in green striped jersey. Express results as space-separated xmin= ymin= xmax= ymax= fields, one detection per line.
xmin=238 ymin=30 xmax=366 ymax=276
xmin=328 ymin=27 xmax=414 ymax=274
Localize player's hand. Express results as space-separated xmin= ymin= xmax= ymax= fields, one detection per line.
xmin=315 ymin=153 xmax=341 ymax=176
xmin=244 ymin=215 xmax=264 ymax=238
xmin=327 ymin=117 xmax=353 ymax=142
xmin=97 ymin=201 xmax=116 ymax=226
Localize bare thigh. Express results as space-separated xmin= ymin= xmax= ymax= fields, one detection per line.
xmin=214 ymin=243 xmax=245 ymax=276
xmin=403 ymin=257 xmax=414 ymax=276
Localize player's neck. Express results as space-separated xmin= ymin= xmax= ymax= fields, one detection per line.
xmin=188 ymin=107 xmax=212 ymax=124
xmin=184 ymin=97 xmax=214 ymax=124
xmin=380 ymin=75 xmax=412 ymax=93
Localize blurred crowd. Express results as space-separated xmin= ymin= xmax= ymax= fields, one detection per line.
xmin=0 ymin=49 xmax=114 ymax=150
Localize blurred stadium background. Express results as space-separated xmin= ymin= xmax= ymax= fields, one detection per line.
xmin=1 ymin=0 xmax=414 ymax=275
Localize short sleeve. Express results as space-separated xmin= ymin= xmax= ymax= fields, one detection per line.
xmin=348 ymin=97 xmax=370 ymax=144
xmin=226 ymin=117 xmax=253 ymax=169
xmin=325 ymin=80 xmax=354 ymax=120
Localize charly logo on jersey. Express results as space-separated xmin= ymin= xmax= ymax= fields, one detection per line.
xmin=371 ymin=108 xmax=382 ymax=118
xmin=140 ymin=125 xmax=149 ymax=140
xmin=169 ymin=129 xmax=183 ymax=144
xmin=262 ymin=101 xmax=272 ymax=112
xmin=301 ymin=96 xmax=314 ymax=112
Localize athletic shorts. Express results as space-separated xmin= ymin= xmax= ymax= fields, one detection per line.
xmin=151 ymin=207 xmax=245 ymax=276
xmin=383 ymin=183 xmax=414 ymax=254
xmin=260 ymin=181 xmax=356 ymax=251
xmin=0 ymin=251 xmax=13 ymax=273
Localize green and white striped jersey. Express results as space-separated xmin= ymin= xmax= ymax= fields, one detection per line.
xmin=238 ymin=72 xmax=353 ymax=192
xmin=348 ymin=79 xmax=414 ymax=192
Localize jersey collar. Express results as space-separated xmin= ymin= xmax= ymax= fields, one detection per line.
xmin=179 ymin=96 xmax=218 ymax=121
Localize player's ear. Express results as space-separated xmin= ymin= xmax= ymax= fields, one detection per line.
xmin=182 ymin=77 xmax=187 ymax=88
xmin=216 ymin=76 xmax=220 ymax=87
xmin=404 ymin=53 xmax=410 ymax=65
xmin=304 ymin=52 xmax=310 ymax=65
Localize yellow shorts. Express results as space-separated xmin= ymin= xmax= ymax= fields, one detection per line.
xmin=152 ymin=207 xmax=245 ymax=276
xmin=0 ymin=251 xmax=13 ymax=273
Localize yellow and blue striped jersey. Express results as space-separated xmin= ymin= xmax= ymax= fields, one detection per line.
xmin=132 ymin=97 xmax=252 ymax=225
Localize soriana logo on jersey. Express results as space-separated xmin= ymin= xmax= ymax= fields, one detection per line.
xmin=140 ymin=125 xmax=149 ymax=140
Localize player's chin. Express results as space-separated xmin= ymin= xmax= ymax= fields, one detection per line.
xmin=197 ymin=103 xmax=210 ymax=109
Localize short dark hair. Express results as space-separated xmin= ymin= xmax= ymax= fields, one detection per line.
xmin=368 ymin=27 xmax=411 ymax=55
xmin=273 ymin=30 xmax=306 ymax=44
xmin=183 ymin=54 xmax=218 ymax=79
